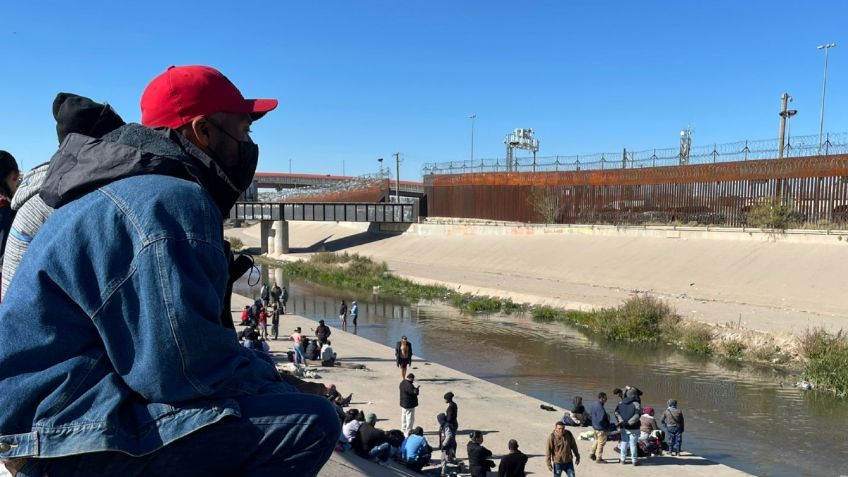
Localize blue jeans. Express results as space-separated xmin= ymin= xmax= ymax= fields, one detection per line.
xmin=552 ymin=461 xmax=575 ymax=477
xmin=17 ymin=392 xmax=340 ymax=477
xmin=667 ymin=427 xmax=683 ymax=453
xmin=620 ymin=428 xmax=639 ymax=463
xmin=367 ymin=442 xmax=392 ymax=461
xmin=293 ymin=343 xmax=305 ymax=364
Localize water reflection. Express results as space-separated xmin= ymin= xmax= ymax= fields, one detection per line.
xmin=234 ymin=266 xmax=848 ymax=477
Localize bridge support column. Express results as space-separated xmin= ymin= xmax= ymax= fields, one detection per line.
xmin=272 ymin=220 xmax=289 ymax=255
xmin=260 ymin=220 xmax=271 ymax=255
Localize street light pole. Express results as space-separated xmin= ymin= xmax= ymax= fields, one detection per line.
xmin=289 ymin=158 xmax=292 ymax=174
xmin=377 ymin=157 xmax=384 ymax=177
xmin=468 ymin=114 xmax=476 ymax=162
xmin=393 ymin=152 xmax=401 ymax=203
xmin=817 ymin=43 xmax=837 ymax=153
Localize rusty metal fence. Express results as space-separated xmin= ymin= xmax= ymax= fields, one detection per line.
xmin=424 ymin=154 xmax=848 ymax=227
xmin=423 ymin=132 xmax=848 ymax=175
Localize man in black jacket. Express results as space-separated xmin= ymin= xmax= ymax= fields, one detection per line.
xmin=399 ymin=373 xmax=420 ymax=435
xmin=353 ymin=413 xmax=392 ymax=462
xmin=614 ymin=392 xmax=642 ymax=465
xmin=497 ymin=439 xmax=527 ymax=477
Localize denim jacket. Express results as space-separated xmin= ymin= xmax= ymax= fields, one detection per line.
xmin=0 ymin=173 xmax=289 ymax=459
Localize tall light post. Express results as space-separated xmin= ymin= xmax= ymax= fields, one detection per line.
xmin=817 ymin=43 xmax=837 ymax=153
xmin=377 ymin=157 xmax=384 ymax=177
xmin=288 ymin=158 xmax=292 ymax=174
xmin=468 ymin=114 xmax=476 ymax=163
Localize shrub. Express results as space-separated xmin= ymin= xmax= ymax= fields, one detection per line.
xmin=596 ymin=295 xmax=680 ymax=342
xmin=801 ymin=329 xmax=848 ymax=397
xmin=745 ymin=197 xmax=803 ymax=230
xmin=680 ymin=324 xmax=714 ymax=354
xmin=225 ymin=236 xmax=244 ymax=251
xmin=720 ymin=339 xmax=747 ymax=360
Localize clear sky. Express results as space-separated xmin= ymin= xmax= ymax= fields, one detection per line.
xmin=1 ymin=0 xmax=846 ymax=180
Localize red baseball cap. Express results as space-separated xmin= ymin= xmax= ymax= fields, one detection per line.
xmin=141 ymin=65 xmax=278 ymax=129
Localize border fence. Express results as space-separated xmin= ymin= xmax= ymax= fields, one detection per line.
xmin=423 ymin=133 xmax=848 ymax=175
xmin=423 ymin=133 xmax=848 ymax=227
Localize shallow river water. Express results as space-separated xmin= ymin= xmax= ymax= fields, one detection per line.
xmin=237 ymin=266 xmax=848 ymax=477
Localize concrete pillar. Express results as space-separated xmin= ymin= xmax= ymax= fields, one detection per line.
xmin=274 ymin=267 xmax=284 ymax=286
xmin=272 ymin=220 xmax=289 ymax=255
xmin=260 ymin=220 xmax=271 ymax=255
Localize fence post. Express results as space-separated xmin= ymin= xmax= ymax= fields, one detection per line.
xmin=712 ymin=144 xmax=719 ymax=163
xmin=743 ymin=140 xmax=749 ymax=161
xmin=651 ymin=149 xmax=657 ymax=167
xmin=601 ymin=155 xmax=605 ymax=170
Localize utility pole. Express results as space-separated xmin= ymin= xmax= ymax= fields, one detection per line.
xmin=469 ymin=114 xmax=476 ymax=162
xmin=288 ymin=158 xmax=292 ymax=174
xmin=817 ymin=43 xmax=837 ymax=153
xmin=393 ymin=152 xmax=401 ymax=203
xmin=778 ymin=93 xmax=791 ymax=159
xmin=342 ymin=160 xmax=345 ymax=176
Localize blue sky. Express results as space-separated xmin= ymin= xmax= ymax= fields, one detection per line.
xmin=1 ymin=0 xmax=846 ymax=180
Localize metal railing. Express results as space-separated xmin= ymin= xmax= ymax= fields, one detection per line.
xmin=423 ymin=132 xmax=848 ymax=175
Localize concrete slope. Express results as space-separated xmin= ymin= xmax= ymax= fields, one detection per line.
xmin=229 ymin=222 xmax=848 ymax=335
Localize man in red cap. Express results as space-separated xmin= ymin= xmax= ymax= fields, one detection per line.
xmin=0 ymin=66 xmax=339 ymax=476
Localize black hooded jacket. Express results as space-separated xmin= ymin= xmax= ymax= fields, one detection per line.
xmin=38 ymin=123 xmax=254 ymax=328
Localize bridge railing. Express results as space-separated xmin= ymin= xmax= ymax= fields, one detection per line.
xmin=231 ymin=202 xmax=417 ymax=223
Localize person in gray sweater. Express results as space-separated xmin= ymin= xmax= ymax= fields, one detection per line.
xmin=1 ymin=93 xmax=124 ymax=296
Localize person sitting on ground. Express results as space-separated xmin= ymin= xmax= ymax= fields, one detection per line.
xmin=467 ymin=430 xmax=495 ymax=477
xmin=497 ymin=439 xmax=528 ymax=477
xmin=326 ymin=384 xmax=352 ymax=408
xmin=353 ymin=413 xmax=393 ymax=462
xmin=315 ymin=319 xmax=331 ymax=344
xmin=546 ymin=421 xmax=580 ymax=476
xmin=437 ymin=412 xmax=458 ymax=476
xmin=341 ymin=409 xmax=365 ymax=449
xmin=639 ymin=407 xmax=659 ymax=441
xmin=258 ymin=336 xmax=270 ymax=354
xmin=304 ymin=336 xmax=320 ymax=361
xmin=661 ymin=399 xmax=685 ymax=456
xmin=321 ymin=340 xmax=337 ymax=367
xmin=400 ymin=426 xmax=433 ymax=472
xmin=562 ymin=395 xmax=588 ymax=427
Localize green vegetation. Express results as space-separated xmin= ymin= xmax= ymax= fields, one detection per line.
xmin=801 ymin=329 xmax=848 ymax=398
xmin=745 ymin=197 xmax=804 ymax=230
xmin=256 ymin=251 xmax=848 ymax=398
xmin=225 ymin=236 xmax=245 ymax=251
xmin=530 ymin=296 xmax=679 ymax=343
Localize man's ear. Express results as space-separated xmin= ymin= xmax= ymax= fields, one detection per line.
xmin=186 ymin=116 xmax=212 ymax=149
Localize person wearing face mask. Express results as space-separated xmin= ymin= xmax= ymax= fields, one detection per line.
xmin=0 ymin=66 xmax=339 ymax=476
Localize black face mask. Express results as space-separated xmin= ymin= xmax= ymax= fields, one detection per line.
xmin=206 ymin=119 xmax=259 ymax=194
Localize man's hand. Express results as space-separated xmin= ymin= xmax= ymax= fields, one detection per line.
xmin=546 ymin=463 xmax=553 ymax=472
xmin=575 ymin=456 xmax=580 ymax=465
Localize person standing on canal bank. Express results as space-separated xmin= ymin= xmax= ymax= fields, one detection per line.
xmin=498 ymin=439 xmax=528 ymax=477
xmin=315 ymin=319 xmax=332 ymax=344
xmin=399 ymin=373 xmax=420 ymax=435
xmin=0 ymin=65 xmax=339 ymax=475
xmin=615 ymin=389 xmax=641 ymax=465
xmin=0 ymin=150 xmax=20 ymax=300
xmin=546 ymin=421 xmax=580 ymax=477
xmin=350 ymin=300 xmax=359 ymax=326
xmin=396 ymin=335 xmax=413 ymax=378
xmin=339 ymin=299 xmax=348 ymax=325
xmin=271 ymin=281 xmax=282 ymax=306
xmin=281 ymin=285 xmax=289 ymax=313
xmin=261 ymin=281 xmax=271 ymax=307
xmin=661 ymin=399 xmax=685 ymax=456
xmin=589 ymin=392 xmax=611 ymax=463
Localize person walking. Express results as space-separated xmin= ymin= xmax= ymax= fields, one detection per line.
xmin=350 ymin=300 xmax=359 ymax=327
xmin=271 ymin=281 xmax=282 ymax=306
xmin=281 ymin=286 xmax=289 ymax=314
xmin=546 ymin=421 xmax=580 ymax=477
xmin=615 ymin=389 xmax=641 ymax=465
xmin=260 ymin=282 xmax=271 ymax=308
xmin=0 ymin=65 xmax=338 ymax=475
xmin=498 ymin=439 xmax=528 ymax=477
xmin=339 ymin=300 xmax=348 ymax=326
xmin=399 ymin=373 xmax=420 ymax=435
xmin=589 ymin=392 xmax=611 ymax=463
xmin=396 ymin=335 xmax=413 ymax=379
xmin=271 ymin=304 xmax=280 ymax=340
xmin=661 ymin=399 xmax=685 ymax=456
xmin=291 ymin=326 xmax=306 ymax=366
